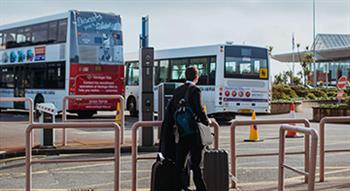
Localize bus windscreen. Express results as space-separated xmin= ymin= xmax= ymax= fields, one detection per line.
xmin=224 ymin=46 xmax=268 ymax=80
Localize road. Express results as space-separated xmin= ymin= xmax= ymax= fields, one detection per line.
xmin=1 ymin=108 xmax=350 ymax=190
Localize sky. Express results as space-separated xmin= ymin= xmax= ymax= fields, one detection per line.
xmin=1 ymin=0 xmax=349 ymax=77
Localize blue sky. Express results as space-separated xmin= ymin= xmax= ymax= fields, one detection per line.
xmin=1 ymin=0 xmax=349 ymax=77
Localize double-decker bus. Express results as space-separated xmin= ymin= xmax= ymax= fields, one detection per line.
xmin=125 ymin=44 xmax=271 ymax=121
xmin=0 ymin=10 xmax=124 ymax=117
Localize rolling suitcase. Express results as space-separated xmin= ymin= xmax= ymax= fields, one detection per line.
xmin=150 ymin=154 xmax=176 ymax=191
xmin=150 ymin=153 xmax=190 ymax=191
xmin=203 ymin=149 xmax=229 ymax=191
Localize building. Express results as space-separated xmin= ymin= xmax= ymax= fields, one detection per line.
xmin=273 ymin=34 xmax=350 ymax=86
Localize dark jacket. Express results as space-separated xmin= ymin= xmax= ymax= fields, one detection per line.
xmin=171 ymin=83 xmax=209 ymax=126
xmin=159 ymin=82 xmax=209 ymax=159
xmin=159 ymin=99 xmax=176 ymax=160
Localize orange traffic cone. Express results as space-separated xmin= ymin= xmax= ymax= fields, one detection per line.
xmin=286 ymin=102 xmax=303 ymax=138
xmin=114 ymin=101 xmax=122 ymax=125
xmin=244 ymin=111 xmax=263 ymax=142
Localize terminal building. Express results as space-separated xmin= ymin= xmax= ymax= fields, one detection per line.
xmin=273 ymin=33 xmax=350 ymax=86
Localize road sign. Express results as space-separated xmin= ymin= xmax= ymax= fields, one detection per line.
xmin=337 ymin=76 xmax=348 ymax=90
xmin=336 ymin=90 xmax=345 ymax=100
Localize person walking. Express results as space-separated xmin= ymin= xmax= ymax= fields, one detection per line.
xmin=170 ymin=66 xmax=211 ymax=191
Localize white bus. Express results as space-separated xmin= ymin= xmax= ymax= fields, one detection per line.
xmin=0 ymin=10 xmax=124 ymax=117
xmin=125 ymin=44 xmax=271 ymax=121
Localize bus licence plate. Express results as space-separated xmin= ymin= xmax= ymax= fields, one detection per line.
xmin=239 ymin=109 xmax=254 ymax=114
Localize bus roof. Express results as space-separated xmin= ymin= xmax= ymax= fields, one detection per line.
xmin=0 ymin=10 xmax=121 ymax=31
xmin=0 ymin=11 xmax=70 ymax=31
xmin=125 ymin=44 xmax=267 ymax=61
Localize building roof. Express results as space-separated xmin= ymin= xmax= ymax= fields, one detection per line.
xmin=273 ymin=33 xmax=350 ymax=63
xmin=314 ymin=34 xmax=350 ymax=50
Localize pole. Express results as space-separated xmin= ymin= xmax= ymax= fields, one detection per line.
xmin=292 ymin=33 xmax=295 ymax=86
xmin=312 ymin=0 xmax=317 ymax=87
xmin=139 ymin=16 xmax=154 ymax=146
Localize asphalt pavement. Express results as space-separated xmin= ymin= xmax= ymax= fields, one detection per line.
xmin=1 ymin=108 xmax=350 ymax=190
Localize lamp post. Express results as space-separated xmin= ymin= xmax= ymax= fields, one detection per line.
xmin=312 ymin=0 xmax=317 ymax=87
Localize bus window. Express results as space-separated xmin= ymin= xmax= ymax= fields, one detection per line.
xmin=170 ymin=59 xmax=187 ymax=82
xmin=126 ymin=62 xmax=139 ymax=85
xmin=4 ymin=30 xmax=16 ymax=48
xmin=240 ymin=62 xmax=251 ymax=74
xmin=190 ymin=57 xmax=207 ymax=85
xmin=224 ymin=57 xmax=238 ymax=76
xmin=24 ymin=27 xmax=32 ymax=44
xmin=224 ymin=57 xmax=268 ymax=79
xmin=47 ymin=62 xmax=65 ymax=89
xmin=32 ymin=24 xmax=48 ymax=44
xmin=57 ymin=19 xmax=67 ymax=42
xmin=159 ymin=60 xmax=169 ymax=83
xmin=29 ymin=63 xmax=47 ymax=88
xmin=209 ymin=56 xmax=216 ymax=85
xmin=0 ymin=32 xmax=3 ymax=49
xmin=48 ymin=21 xmax=58 ymax=43
xmin=0 ymin=67 xmax=14 ymax=88
xmin=16 ymin=28 xmax=26 ymax=44
xmin=154 ymin=60 xmax=159 ymax=85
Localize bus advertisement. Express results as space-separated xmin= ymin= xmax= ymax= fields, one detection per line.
xmin=0 ymin=10 xmax=124 ymax=117
xmin=125 ymin=44 xmax=271 ymax=121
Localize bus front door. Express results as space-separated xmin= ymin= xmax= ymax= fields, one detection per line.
xmin=14 ymin=66 xmax=26 ymax=109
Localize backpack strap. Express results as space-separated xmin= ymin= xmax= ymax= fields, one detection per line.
xmin=184 ymin=83 xmax=194 ymax=103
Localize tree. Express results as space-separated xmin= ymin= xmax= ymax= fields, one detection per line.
xmin=301 ymin=52 xmax=314 ymax=86
xmin=273 ymin=70 xmax=301 ymax=85
xmin=297 ymin=44 xmax=314 ymax=86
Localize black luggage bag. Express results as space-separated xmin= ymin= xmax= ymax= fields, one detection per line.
xmin=150 ymin=153 xmax=190 ymax=191
xmin=203 ymin=149 xmax=229 ymax=191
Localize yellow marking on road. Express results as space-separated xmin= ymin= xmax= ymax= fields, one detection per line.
xmin=0 ymin=156 xmax=26 ymax=163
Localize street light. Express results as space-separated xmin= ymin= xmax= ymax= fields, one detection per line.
xmin=312 ymin=0 xmax=317 ymax=87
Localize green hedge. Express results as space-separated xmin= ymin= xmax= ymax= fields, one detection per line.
xmin=272 ymin=84 xmax=339 ymax=101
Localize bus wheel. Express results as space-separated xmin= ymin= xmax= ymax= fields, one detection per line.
xmin=34 ymin=94 xmax=44 ymax=120
xmin=214 ymin=114 xmax=235 ymax=125
xmin=127 ymin=97 xmax=138 ymax=117
xmin=77 ymin=111 xmax=95 ymax=118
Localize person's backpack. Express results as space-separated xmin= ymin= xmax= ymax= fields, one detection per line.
xmin=174 ymin=85 xmax=196 ymax=138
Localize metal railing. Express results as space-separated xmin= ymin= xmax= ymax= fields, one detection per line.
xmin=1 ymin=97 xmax=34 ymax=152
xmin=319 ymin=116 xmax=350 ymax=182
xmin=230 ymin=118 xmax=311 ymax=188
xmin=0 ymin=97 xmax=34 ymax=124
xmin=279 ymin=124 xmax=318 ymax=191
xmin=62 ymin=95 xmax=125 ymax=145
xmin=25 ymin=122 xmax=121 ymax=191
xmin=131 ymin=120 xmax=220 ymax=191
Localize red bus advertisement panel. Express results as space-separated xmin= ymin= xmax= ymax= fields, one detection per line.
xmin=68 ymin=63 xmax=124 ymax=110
